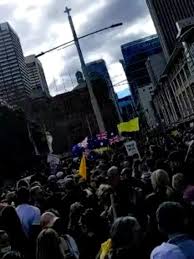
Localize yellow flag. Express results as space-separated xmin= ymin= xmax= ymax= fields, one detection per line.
xmin=79 ymin=155 xmax=87 ymax=180
xmin=117 ymin=117 xmax=139 ymax=133
xmin=100 ymin=239 xmax=112 ymax=259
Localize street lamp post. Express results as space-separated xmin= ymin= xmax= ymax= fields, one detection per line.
xmin=64 ymin=6 xmax=106 ymax=132
xmin=35 ymin=8 xmax=123 ymax=131
xmin=35 ymin=23 xmax=123 ymax=58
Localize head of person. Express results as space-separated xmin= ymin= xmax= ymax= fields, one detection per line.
xmin=56 ymin=172 xmax=64 ymax=180
xmin=5 ymin=192 xmax=16 ymax=206
xmin=0 ymin=230 xmax=11 ymax=258
xmin=172 ymin=173 xmax=185 ymax=193
xmin=120 ymin=168 xmax=132 ymax=181
xmin=151 ymin=169 xmax=170 ymax=192
xmin=156 ymin=202 xmax=187 ymax=236
xmin=107 ymin=166 xmax=120 ymax=188
xmin=2 ymin=251 xmax=22 ymax=259
xmin=16 ymin=179 xmax=29 ymax=191
xmin=80 ymin=208 xmax=99 ymax=233
xmin=132 ymin=160 xmax=142 ymax=179
xmin=36 ymin=228 xmax=64 ymax=259
xmin=40 ymin=212 xmax=58 ymax=229
xmin=0 ymin=206 xmax=23 ymax=234
xmin=96 ymin=184 xmax=112 ymax=208
xmin=16 ymin=187 xmax=30 ymax=205
xmin=122 ymin=161 xmax=130 ymax=169
xmin=168 ymin=151 xmax=183 ymax=173
xmin=110 ymin=216 xmax=141 ymax=258
xmin=69 ymin=202 xmax=84 ymax=225
xmin=30 ymin=185 xmax=43 ymax=203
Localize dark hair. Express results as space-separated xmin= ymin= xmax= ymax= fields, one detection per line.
xmin=17 ymin=187 xmax=29 ymax=204
xmin=0 ymin=206 xmax=28 ymax=254
xmin=110 ymin=217 xmax=141 ymax=259
xmin=2 ymin=251 xmax=22 ymax=259
xmin=156 ymin=202 xmax=186 ymax=235
xmin=110 ymin=216 xmax=141 ymax=249
xmin=36 ymin=228 xmax=65 ymax=259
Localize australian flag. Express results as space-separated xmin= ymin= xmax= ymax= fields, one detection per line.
xmin=109 ymin=132 xmax=121 ymax=145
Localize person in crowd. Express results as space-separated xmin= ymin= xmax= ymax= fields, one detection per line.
xmin=2 ymin=251 xmax=22 ymax=259
xmin=40 ymin=211 xmax=80 ymax=259
xmin=16 ymin=187 xmax=41 ymax=239
xmin=151 ymin=201 xmax=194 ymax=258
xmin=105 ymin=216 xmax=142 ymax=259
xmin=171 ymin=173 xmax=186 ymax=203
xmin=107 ymin=166 xmax=134 ymax=217
xmin=2 ymin=126 xmax=194 ymax=259
xmin=36 ymin=228 xmax=66 ymax=259
xmin=145 ymin=169 xmax=173 ymax=218
xmin=0 ymin=206 xmax=29 ymax=258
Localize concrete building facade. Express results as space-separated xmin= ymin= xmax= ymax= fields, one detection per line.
xmin=146 ymin=52 xmax=166 ymax=88
xmin=121 ymin=35 xmax=162 ymax=108
xmin=138 ymin=84 xmax=157 ymax=128
xmin=146 ymin=0 xmax=194 ymax=60
xmin=153 ymin=25 xmax=194 ymax=127
xmin=25 ymin=55 xmax=50 ymax=98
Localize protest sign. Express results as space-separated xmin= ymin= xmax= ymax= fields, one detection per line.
xmin=124 ymin=140 xmax=140 ymax=158
xmin=47 ymin=154 xmax=60 ymax=174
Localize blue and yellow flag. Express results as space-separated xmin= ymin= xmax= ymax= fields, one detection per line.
xmin=117 ymin=117 xmax=139 ymax=133
xmin=79 ymin=155 xmax=87 ymax=180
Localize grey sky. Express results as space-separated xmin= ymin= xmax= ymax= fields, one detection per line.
xmin=0 ymin=0 xmax=156 ymax=95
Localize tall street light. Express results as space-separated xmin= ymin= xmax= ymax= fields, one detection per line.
xmin=35 ymin=8 xmax=123 ymax=132
xmin=64 ymin=6 xmax=123 ymax=132
xmin=36 ymin=23 xmax=123 ymax=58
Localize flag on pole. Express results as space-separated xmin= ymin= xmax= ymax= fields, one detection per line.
xmin=79 ymin=155 xmax=87 ymax=180
xmin=109 ymin=134 xmax=121 ymax=145
xmin=80 ymin=137 xmax=88 ymax=148
xmin=117 ymin=117 xmax=139 ymax=133
xmin=97 ymin=131 xmax=108 ymax=140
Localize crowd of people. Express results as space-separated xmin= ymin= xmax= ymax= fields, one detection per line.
xmin=1 ymin=129 xmax=194 ymax=258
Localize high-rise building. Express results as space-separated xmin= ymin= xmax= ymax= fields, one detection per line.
xmin=0 ymin=22 xmax=31 ymax=107
xmin=121 ymin=35 xmax=162 ymax=106
xmin=146 ymin=0 xmax=194 ymax=60
xmin=146 ymin=52 xmax=166 ymax=88
xmin=86 ymin=59 xmax=112 ymax=89
xmin=25 ymin=55 xmax=50 ymax=98
xmin=86 ymin=59 xmax=122 ymax=122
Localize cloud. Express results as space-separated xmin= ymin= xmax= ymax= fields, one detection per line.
xmin=0 ymin=0 xmax=156 ymax=96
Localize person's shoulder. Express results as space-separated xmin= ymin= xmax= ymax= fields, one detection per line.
xmin=145 ymin=192 xmax=156 ymax=200
xmin=30 ymin=205 xmax=41 ymax=213
xmin=151 ymin=242 xmax=185 ymax=259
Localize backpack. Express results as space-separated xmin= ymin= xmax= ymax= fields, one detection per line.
xmin=60 ymin=234 xmax=79 ymax=259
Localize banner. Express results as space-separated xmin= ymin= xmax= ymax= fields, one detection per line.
xmin=117 ymin=118 xmax=139 ymax=133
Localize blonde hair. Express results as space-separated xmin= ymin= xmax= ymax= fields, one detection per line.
xmin=151 ymin=169 xmax=170 ymax=190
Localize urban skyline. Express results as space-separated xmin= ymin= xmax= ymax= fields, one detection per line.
xmin=0 ymin=1 xmax=156 ymax=96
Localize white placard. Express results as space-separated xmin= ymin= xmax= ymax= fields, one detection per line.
xmin=47 ymin=154 xmax=60 ymax=174
xmin=124 ymin=140 xmax=140 ymax=158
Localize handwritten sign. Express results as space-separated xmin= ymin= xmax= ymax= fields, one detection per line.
xmin=124 ymin=140 xmax=140 ymax=158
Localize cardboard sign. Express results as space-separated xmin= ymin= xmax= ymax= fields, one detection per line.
xmin=47 ymin=154 xmax=60 ymax=174
xmin=124 ymin=140 xmax=140 ymax=158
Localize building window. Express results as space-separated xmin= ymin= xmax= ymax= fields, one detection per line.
xmin=180 ymin=69 xmax=186 ymax=83
xmin=184 ymin=63 xmax=191 ymax=79
xmin=177 ymin=74 xmax=182 ymax=87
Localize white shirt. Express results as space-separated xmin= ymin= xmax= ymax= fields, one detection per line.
xmin=151 ymin=242 xmax=186 ymax=259
xmin=16 ymin=204 xmax=41 ymax=236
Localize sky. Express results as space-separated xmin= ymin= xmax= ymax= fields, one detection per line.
xmin=0 ymin=0 xmax=156 ymax=96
